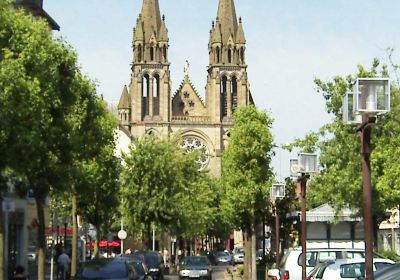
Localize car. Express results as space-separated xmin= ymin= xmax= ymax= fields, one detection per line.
xmin=214 ymin=251 xmax=232 ymax=265
xmin=374 ymin=263 xmax=400 ymax=279
xmin=144 ymin=251 xmax=165 ymax=280
xmin=233 ymin=246 xmax=244 ymax=264
xmin=177 ymin=256 xmax=212 ymax=280
xmin=75 ymin=258 xmax=152 ymax=280
xmin=307 ymin=258 xmax=394 ymax=279
xmin=131 ymin=251 xmax=165 ymax=280
xmin=267 ymin=248 xmax=386 ymax=280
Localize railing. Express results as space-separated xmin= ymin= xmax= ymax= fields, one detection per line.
xmin=172 ymin=116 xmax=211 ymax=122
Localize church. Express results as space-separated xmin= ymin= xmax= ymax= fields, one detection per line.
xmin=117 ymin=0 xmax=253 ymax=176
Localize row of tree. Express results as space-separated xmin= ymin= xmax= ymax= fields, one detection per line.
xmin=0 ymin=1 xmax=120 ymax=279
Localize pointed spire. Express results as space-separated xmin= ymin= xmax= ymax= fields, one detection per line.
xmin=236 ymin=17 xmax=245 ymax=44
xmin=158 ymin=14 xmax=168 ymax=42
xmin=216 ymin=0 xmax=238 ymax=43
xmin=210 ymin=18 xmax=222 ymax=44
xmin=140 ymin=0 xmax=162 ymax=42
xmin=118 ymin=85 xmax=131 ymax=109
xmin=134 ymin=16 xmax=144 ymax=41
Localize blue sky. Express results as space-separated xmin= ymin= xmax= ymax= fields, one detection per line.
xmin=45 ymin=0 xmax=400 ymax=179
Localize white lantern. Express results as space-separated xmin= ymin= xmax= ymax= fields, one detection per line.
xmin=298 ymin=153 xmax=318 ymax=174
xmin=270 ymin=183 xmax=285 ymax=199
xmin=342 ymin=91 xmax=362 ymax=124
xmin=290 ymin=158 xmax=299 ymax=177
xmin=354 ymin=78 xmax=390 ymax=114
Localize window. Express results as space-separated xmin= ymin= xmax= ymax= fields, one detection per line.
xmin=340 ymin=263 xmax=364 ymax=278
xmin=298 ymin=252 xmax=318 ymax=267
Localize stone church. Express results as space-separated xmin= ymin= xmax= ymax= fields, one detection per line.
xmin=117 ymin=0 xmax=253 ymax=176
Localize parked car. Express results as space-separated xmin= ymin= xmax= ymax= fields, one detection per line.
xmin=144 ymin=251 xmax=165 ymax=280
xmin=177 ymin=256 xmax=212 ymax=280
xmin=214 ymin=251 xmax=232 ymax=265
xmin=306 ymin=258 xmax=394 ymax=279
xmin=233 ymin=246 xmax=244 ymax=264
xmin=267 ymin=248 xmax=386 ymax=280
xmin=76 ymin=258 xmax=152 ymax=280
xmin=374 ymin=263 xmax=400 ymax=279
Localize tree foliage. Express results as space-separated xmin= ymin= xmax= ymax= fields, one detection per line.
xmin=292 ymin=59 xmax=400 ymax=222
xmin=221 ymin=105 xmax=274 ymax=229
xmin=120 ymin=136 xmax=216 ymax=243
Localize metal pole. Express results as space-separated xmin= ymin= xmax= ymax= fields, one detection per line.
xmin=121 ymin=219 xmax=124 ymax=255
xmin=64 ymin=222 xmax=67 ymax=249
xmin=300 ymin=176 xmax=307 ymax=280
xmin=360 ymin=114 xmax=375 ymax=280
xmin=152 ymin=227 xmax=155 ymax=251
xmin=4 ymin=209 xmax=9 ymax=280
xmin=275 ymin=205 xmax=280 ymax=267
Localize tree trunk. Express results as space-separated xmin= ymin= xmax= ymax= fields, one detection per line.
xmin=0 ymin=198 xmax=4 ymax=280
xmin=250 ymin=221 xmax=257 ymax=280
xmin=244 ymin=230 xmax=251 ymax=280
xmin=71 ymin=192 xmax=78 ymax=277
xmin=36 ymin=197 xmax=47 ymax=280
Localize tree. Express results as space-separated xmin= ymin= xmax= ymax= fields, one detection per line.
xmin=221 ymin=105 xmax=274 ymax=280
xmin=120 ymin=136 xmax=212 ymax=247
xmin=0 ymin=1 xmax=91 ymax=278
xmin=292 ymin=59 xmax=400 ymax=244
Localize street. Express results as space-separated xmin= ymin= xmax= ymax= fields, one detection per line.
xmin=165 ymin=265 xmax=232 ymax=280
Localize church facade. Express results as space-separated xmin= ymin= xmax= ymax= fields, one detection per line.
xmin=117 ymin=0 xmax=253 ymax=176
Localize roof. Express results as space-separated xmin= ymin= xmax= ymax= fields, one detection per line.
xmin=14 ymin=0 xmax=60 ymax=30
xmin=305 ymin=203 xmax=361 ymax=222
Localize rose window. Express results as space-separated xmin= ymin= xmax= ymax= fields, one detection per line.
xmin=181 ymin=136 xmax=210 ymax=170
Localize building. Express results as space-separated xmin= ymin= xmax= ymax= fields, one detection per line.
xmin=117 ymin=0 xmax=253 ymax=177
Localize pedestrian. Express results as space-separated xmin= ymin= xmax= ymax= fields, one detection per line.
xmin=57 ymin=250 xmax=70 ymax=280
xmin=11 ymin=265 xmax=28 ymax=280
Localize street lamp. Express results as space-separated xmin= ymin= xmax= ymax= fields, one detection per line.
xmin=270 ymin=183 xmax=285 ymax=267
xmin=343 ymin=78 xmax=390 ymax=280
xmin=291 ymin=152 xmax=318 ymax=280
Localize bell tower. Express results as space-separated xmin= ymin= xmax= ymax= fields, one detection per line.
xmin=122 ymin=0 xmax=170 ymax=129
xmin=206 ymin=0 xmax=250 ymax=123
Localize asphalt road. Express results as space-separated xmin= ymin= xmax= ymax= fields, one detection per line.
xmin=165 ymin=264 xmax=232 ymax=280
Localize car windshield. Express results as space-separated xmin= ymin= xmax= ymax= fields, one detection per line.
xmin=79 ymin=260 xmax=128 ymax=279
xmin=145 ymin=253 xmax=161 ymax=266
xmin=235 ymin=248 xmax=244 ymax=254
xmin=216 ymin=252 xmax=228 ymax=256
xmin=182 ymin=257 xmax=208 ymax=266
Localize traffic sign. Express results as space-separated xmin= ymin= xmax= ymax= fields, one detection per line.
xmin=118 ymin=230 xmax=127 ymax=240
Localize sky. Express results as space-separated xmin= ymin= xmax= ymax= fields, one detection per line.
xmin=44 ymin=0 xmax=400 ymax=179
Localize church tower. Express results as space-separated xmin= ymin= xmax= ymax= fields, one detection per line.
xmin=206 ymin=0 xmax=250 ymax=123
xmin=117 ymin=0 xmax=253 ymax=176
xmin=119 ymin=0 xmax=171 ymax=134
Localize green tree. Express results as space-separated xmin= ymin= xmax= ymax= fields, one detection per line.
xmin=120 ymin=136 xmax=210 ymax=247
xmin=292 ymin=59 xmax=400 ymax=242
xmin=221 ymin=105 xmax=274 ymax=280
xmin=0 ymin=1 xmax=90 ymax=278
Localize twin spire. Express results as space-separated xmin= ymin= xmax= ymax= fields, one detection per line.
xmin=134 ymin=0 xmax=168 ymax=43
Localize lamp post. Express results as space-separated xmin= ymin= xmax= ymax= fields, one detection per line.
xmin=270 ymin=183 xmax=285 ymax=267
xmin=63 ymin=216 xmax=69 ymax=250
xmin=291 ymin=153 xmax=318 ymax=280
xmin=343 ymin=78 xmax=390 ymax=280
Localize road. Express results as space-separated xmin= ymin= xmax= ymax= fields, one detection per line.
xmin=165 ymin=264 xmax=232 ymax=280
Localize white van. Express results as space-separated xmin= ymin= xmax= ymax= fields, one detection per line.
xmin=267 ymin=248 xmax=385 ymax=280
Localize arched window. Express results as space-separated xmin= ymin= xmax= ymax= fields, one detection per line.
xmin=240 ymin=47 xmax=245 ymax=64
xmin=142 ymin=74 xmax=150 ymax=118
xmin=150 ymin=46 xmax=154 ymax=61
xmin=153 ymin=74 xmax=160 ymax=115
xmin=221 ymin=76 xmax=228 ymax=117
xmin=137 ymin=44 xmax=142 ymax=62
xmin=228 ymin=48 xmax=232 ymax=63
xmin=231 ymin=76 xmax=238 ymax=111
xmin=163 ymin=45 xmax=167 ymax=62
xmin=216 ymin=46 xmax=220 ymax=63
